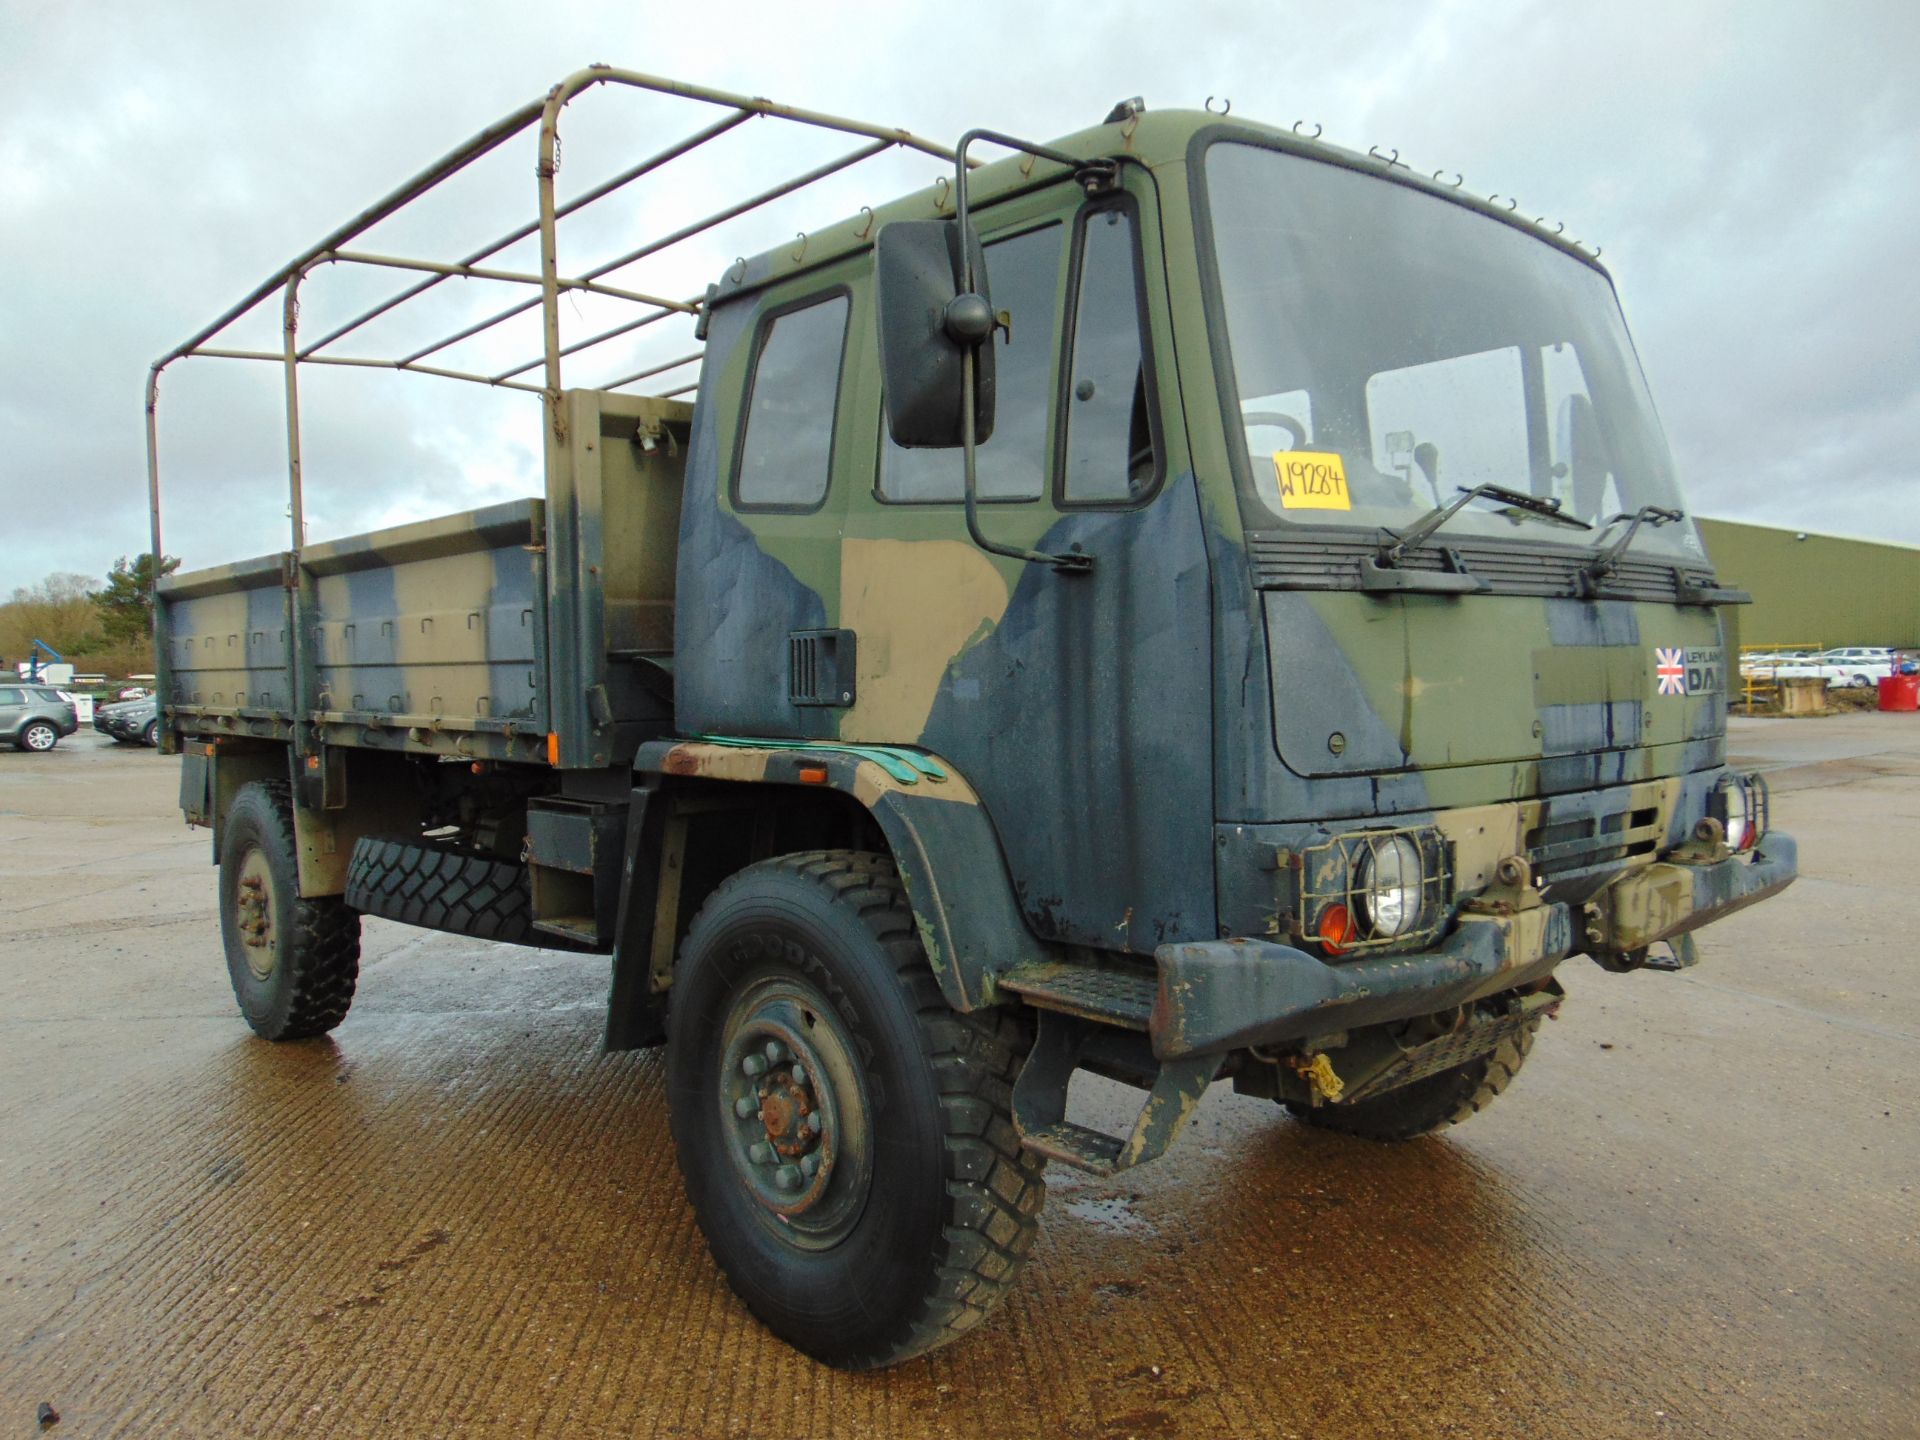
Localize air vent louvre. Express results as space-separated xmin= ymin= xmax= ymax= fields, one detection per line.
xmin=788 ymin=629 xmax=856 ymax=707
xmin=1247 ymin=532 xmax=1718 ymax=604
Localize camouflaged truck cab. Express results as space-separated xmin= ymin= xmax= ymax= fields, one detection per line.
xmin=149 ymin=73 xmax=1796 ymax=1368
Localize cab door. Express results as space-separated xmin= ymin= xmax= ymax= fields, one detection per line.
xmin=840 ymin=176 xmax=1215 ymax=955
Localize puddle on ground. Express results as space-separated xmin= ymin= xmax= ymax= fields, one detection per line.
xmin=1060 ymin=1192 xmax=1156 ymax=1236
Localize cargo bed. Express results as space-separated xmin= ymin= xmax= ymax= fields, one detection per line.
xmin=157 ymin=390 xmax=690 ymax=768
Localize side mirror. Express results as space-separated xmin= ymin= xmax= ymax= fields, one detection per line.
xmin=873 ymin=219 xmax=996 ymax=448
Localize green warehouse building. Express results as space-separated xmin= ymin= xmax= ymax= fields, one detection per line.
xmin=1697 ymin=518 xmax=1920 ymax=653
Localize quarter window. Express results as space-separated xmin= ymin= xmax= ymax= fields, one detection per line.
xmin=735 ymin=293 xmax=850 ymax=510
xmin=880 ymin=223 xmax=1065 ymax=502
xmin=1062 ymin=207 xmax=1156 ymax=504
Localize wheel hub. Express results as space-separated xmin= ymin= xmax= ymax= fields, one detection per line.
xmin=718 ymin=979 xmax=871 ymax=1248
xmin=233 ymin=849 xmax=279 ymax=979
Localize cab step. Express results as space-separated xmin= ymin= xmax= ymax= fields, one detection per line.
xmin=1020 ymin=1121 xmax=1125 ymax=1173
xmin=998 ymin=960 xmax=1157 ymax=1030
xmin=1011 ymin=1008 xmax=1221 ymax=1177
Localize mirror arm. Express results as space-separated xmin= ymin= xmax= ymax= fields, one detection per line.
xmin=952 ymin=128 xmax=1098 ymax=575
xmin=961 ymin=346 xmax=1091 ymax=573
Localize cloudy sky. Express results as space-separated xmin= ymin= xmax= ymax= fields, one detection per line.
xmin=2 ymin=0 xmax=1915 ymax=596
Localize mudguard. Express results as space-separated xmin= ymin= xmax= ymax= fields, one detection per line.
xmin=630 ymin=737 xmax=1041 ymax=1014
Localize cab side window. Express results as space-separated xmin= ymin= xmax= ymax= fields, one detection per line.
xmin=735 ymin=293 xmax=850 ymax=511
xmin=1062 ymin=206 xmax=1157 ymax=505
xmin=879 ymin=223 xmax=1065 ymax=503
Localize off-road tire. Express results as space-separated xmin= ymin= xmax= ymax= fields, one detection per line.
xmin=18 ymin=721 xmax=58 ymax=752
xmin=1286 ymin=1019 xmax=1540 ymax=1142
xmin=667 ymin=850 xmax=1045 ymax=1369
xmin=346 ymin=835 xmax=585 ymax=949
xmin=219 ymin=780 xmax=360 ymax=1040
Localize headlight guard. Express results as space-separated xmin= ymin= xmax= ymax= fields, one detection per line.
xmin=1708 ymin=771 xmax=1770 ymax=852
xmin=1294 ymin=825 xmax=1452 ymax=957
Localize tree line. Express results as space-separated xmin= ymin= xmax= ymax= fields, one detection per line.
xmin=0 ymin=554 xmax=180 ymax=678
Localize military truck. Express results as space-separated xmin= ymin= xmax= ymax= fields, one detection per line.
xmin=147 ymin=69 xmax=1796 ymax=1368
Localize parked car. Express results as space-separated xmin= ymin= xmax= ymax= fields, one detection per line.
xmin=1765 ymin=647 xmax=1896 ymax=688
xmin=0 ymin=684 xmax=80 ymax=752
xmin=94 ymin=694 xmax=160 ymax=746
xmin=1816 ymin=648 xmax=1897 ymax=687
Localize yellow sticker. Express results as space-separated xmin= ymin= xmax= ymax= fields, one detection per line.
xmin=1273 ymin=450 xmax=1351 ymax=511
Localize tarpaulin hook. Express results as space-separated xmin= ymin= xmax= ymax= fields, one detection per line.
xmin=1535 ymin=218 xmax=1565 ymax=235
xmin=854 ymin=207 xmax=875 ymax=240
xmin=1368 ymin=145 xmax=1401 ymax=167
xmin=1489 ymin=194 xmax=1518 ymax=212
xmin=1433 ymin=170 xmax=1463 ymax=188
xmin=791 ymin=231 xmax=808 ymax=262
xmin=1206 ymin=95 xmax=1231 ymax=115
xmin=1292 ymin=120 xmax=1322 ymax=139
xmin=727 ymin=257 xmax=747 ymax=285
xmin=933 ymin=173 xmax=951 ymax=211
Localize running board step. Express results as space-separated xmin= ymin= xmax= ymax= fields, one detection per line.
xmin=1021 ymin=1122 xmax=1125 ymax=1173
xmin=998 ymin=960 xmax=1157 ymax=1031
xmin=1012 ymin=1008 xmax=1221 ymax=1177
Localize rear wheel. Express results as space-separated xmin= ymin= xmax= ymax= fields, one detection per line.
xmin=667 ymin=850 xmax=1045 ymax=1369
xmin=218 ymin=780 xmax=360 ymax=1040
xmin=1286 ymin=1018 xmax=1540 ymax=1142
xmin=19 ymin=721 xmax=58 ymax=752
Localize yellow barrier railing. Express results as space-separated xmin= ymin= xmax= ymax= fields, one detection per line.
xmin=1737 ymin=643 xmax=1823 ymax=713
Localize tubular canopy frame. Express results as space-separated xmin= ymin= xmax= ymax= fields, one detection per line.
xmin=144 ymin=67 xmax=963 ymax=756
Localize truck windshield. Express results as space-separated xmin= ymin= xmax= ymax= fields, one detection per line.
xmin=1203 ymin=141 xmax=1700 ymax=559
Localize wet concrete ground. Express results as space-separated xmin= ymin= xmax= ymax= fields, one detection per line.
xmin=1 ymin=717 xmax=1915 ymax=1438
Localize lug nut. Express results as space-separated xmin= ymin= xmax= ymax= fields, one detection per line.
xmin=764 ymin=1040 xmax=788 ymax=1064
xmin=790 ymin=1062 xmax=807 ymax=1087
xmin=741 ymin=1054 xmax=767 ymax=1077
xmin=801 ymin=1154 xmax=820 ymax=1178
xmin=773 ymin=1165 xmax=803 ymax=1192
xmin=805 ymin=1111 xmax=823 ymax=1135
xmin=734 ymin=1096 xmax=758 ymax=1120
xmin=748 ymin=1141 xmax=774 ymax=1164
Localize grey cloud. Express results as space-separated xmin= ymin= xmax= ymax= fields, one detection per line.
xmin=2 ymin=0 xmax=1914 ymax=596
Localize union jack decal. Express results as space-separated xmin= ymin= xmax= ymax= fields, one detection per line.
xmin=1655 ymin=647 xmax=1687 ymax=696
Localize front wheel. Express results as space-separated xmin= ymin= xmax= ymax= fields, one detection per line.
xmin=141 ymin=719 xmax=159 ymax=747
xmin=667 ymin=851 xmax=1045 ymax=1369
xmin=18 ymin=721 xmax=58 ymax=752
xmin=218 ymin=780 xmax=361 ymax=1040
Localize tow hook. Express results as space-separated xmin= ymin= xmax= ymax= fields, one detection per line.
xmin=1288 ymin=1051 xmax=1346 ymax=1105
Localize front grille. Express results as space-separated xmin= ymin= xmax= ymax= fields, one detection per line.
xmin=1525 ymin=805 xmax=1661 ymax=883
xmin=1247 ymin=531 xmax=1718 ymax=604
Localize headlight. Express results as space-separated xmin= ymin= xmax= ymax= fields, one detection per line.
xmin=1709 ymin=772 xmax=1768 ymax=852
xmin=1722 ymin=783 xmax=1750 ymax=849
xmin=1355 ymin=833 xmax=1423 ymax=939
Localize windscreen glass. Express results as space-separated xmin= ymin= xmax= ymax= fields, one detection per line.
xmin=1205 ymin=141 xmax=1701 ymax=558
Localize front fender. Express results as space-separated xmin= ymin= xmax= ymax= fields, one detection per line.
xmin=631 ymin=737 xmax=1042 ymax=1011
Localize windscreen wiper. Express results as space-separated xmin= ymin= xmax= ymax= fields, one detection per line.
xmin=1578 ymin=505 xmax=1684 ymax=595
xmin=1382 ymin=484 xmax=1591 ymax=563
xmin=1361 ymin=484 xmax=1591 ymax=595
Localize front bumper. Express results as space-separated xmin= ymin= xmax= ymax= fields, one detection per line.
xmin=1150 ymin=831 xmax=1798 ymax=1059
